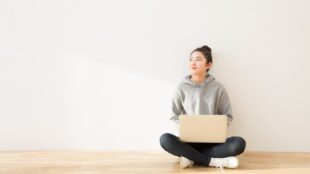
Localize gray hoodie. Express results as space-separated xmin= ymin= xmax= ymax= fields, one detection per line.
xmin=170 ymin=73 xmax=233 ymax=127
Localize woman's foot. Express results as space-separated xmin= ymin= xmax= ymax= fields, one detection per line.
xmin=179 ymin=156 xmax=194 ymax=168
xmin=208 ymin=156 xmax=239 ymax=168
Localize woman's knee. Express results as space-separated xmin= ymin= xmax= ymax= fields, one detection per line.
xmin=159 ymin=133 xmax=178 ymax=150
xmin=227 ymin=136 xmax=246 ymax=155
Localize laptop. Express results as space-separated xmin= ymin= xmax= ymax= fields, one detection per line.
xmin=179 ymin=115 xmax=227 ymax=143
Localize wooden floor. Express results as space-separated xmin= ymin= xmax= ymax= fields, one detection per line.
xmin=0 ymin=151 xmax=310 ymax=174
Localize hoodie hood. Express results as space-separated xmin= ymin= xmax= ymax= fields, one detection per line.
xmin=182 ymin=73 xmax=215 ymax=87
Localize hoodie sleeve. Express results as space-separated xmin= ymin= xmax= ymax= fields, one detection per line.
xmin=169 ymin=86 xmax=183 ymax=125
xmin=218 ymin=88 xmax=233 ymax=127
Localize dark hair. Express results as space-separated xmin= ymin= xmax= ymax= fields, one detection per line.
xmin=190 ymin=45 xmax=213 ymax=72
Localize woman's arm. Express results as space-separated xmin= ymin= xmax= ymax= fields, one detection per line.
xmin=218 ymin=88 xmax=233 ymax=126
xmin=169 ymin=86 xmax=184 ymax=125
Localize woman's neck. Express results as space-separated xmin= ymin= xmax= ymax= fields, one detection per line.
xmin=190 ymin=73 xmax=206 ymax=84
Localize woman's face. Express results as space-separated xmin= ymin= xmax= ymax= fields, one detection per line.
xmin=189 ymin=51 xmax=212 ymax=75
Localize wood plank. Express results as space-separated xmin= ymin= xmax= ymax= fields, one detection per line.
xmin=0 ymin=151 xmax=309 ymax=173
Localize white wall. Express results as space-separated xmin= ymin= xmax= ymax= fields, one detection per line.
xmin=0 ymin=0 xmax=309 ymax=152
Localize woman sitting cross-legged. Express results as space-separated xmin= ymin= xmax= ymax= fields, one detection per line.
xmin=159 ymin=45 xmax=246 ymax=169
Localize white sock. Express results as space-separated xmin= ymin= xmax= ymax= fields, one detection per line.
xmin=209 ymin=156 xmax=239 ymax=168
xmin=180 ymin=156 xmax=194 ymax=168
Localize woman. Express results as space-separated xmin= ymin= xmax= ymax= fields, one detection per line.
xmin=159 ymin=45 xmax=246 ymax=169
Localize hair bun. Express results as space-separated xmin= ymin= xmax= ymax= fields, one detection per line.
xmin=201 ymin=45 xmax=211 ymax=52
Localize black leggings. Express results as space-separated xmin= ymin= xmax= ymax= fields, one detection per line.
xmin=159 ymin=133 xmax=246 ymax=166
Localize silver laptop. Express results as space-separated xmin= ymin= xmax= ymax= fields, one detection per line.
xmin=179 ymin=115 xmax=227 ymax=143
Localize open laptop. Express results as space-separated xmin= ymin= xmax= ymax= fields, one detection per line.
xmin=179 ymin=115 xmax=227 ymax=143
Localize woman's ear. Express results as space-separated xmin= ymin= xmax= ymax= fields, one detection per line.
xmin=206 ymin=62 xmax=212 ymax=70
